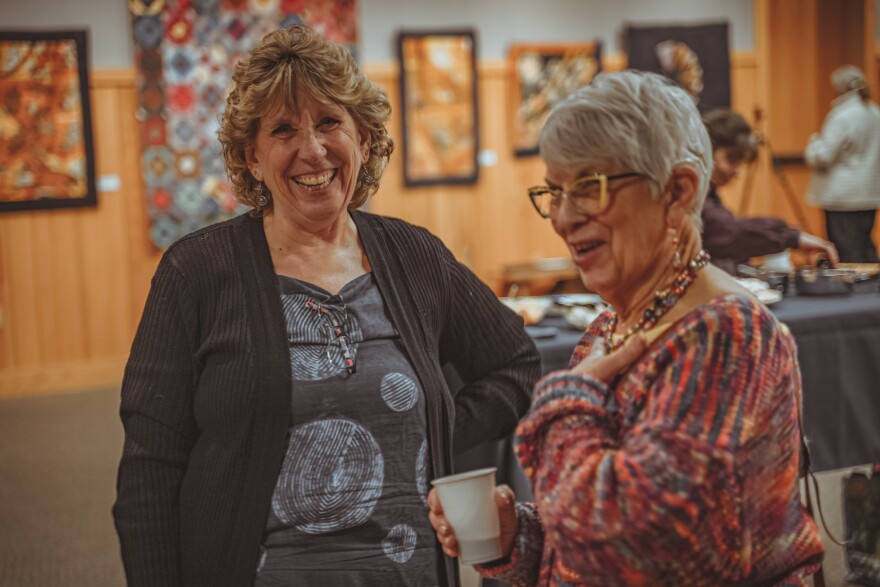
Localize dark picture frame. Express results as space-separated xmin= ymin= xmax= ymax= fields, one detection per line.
xmin=625 ymin=22 xmax=731 ymax=113
xmin=508 ymin=42 xmax=602 ymax=157
xmin=0 ymin=29 xmax=97 ymax=212
xmin=397 ymin=29 xmax=479 ymax=186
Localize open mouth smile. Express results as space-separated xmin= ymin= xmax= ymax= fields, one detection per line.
xmin=293 ymin=169 xmax=337 ymax=190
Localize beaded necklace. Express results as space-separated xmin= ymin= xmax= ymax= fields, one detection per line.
xmin=603 ymin=249 xmax=711 ymax=353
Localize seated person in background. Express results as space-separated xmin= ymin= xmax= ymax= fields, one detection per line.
xmin=701 ymin=108 xmax=837 ymax=273
xmin=429 ymin=71 xmax=824 ymax=586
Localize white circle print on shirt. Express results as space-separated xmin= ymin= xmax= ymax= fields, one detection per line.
xmin=380 ymin=372 xmax=419 ymax=412
xmin=272 ymin=418 xmax=384 ymax=534
xmin=382 ymin=523 xmax=418 ymax=563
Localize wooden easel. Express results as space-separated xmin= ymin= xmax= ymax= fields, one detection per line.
xmin=738 ymin=107 xmax=814 ymax=234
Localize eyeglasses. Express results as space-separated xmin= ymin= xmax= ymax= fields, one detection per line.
xmin=305 ymin=300 xmax=357 ymax=374
xmin=528 ymin=172 xmax=644 ymax=219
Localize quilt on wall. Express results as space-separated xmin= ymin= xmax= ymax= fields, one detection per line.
xmin=130 ymin=0 xmax=358 ymax=248
xmin=626 ymin=22 xmax=730 ymax=113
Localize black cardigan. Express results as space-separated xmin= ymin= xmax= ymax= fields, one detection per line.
xmin=113 ymin=211 xmax=540 ymax=586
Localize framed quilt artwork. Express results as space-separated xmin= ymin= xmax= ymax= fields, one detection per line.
xmin=508 ymin=42 xmax=602 ymax=157
xmin=626 ymin=22 xmax=731 ymax=112
xmin=397 ymin=30 xmax=479 ymax=186
xmin=0 ymin=30 xmax=97 ymax=212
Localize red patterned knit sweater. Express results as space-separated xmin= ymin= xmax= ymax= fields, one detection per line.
xmin=480 ymin=294 xmax=824 ymax=586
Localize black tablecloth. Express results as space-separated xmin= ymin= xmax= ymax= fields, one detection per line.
xmin=455 ymin=289 xmax=880 ymax=502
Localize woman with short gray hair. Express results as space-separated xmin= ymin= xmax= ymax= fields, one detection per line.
xmin=429 ymin=70 xmax=824 ymax=586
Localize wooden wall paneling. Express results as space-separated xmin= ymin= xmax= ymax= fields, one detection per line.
xmin=6 ymin=43 xmax=880 ymax=397
xmin=1 ymin=216 xmax=41 ymax=370
xmin=82 ymin=83 xmax=134 ymax=358
xmin=0 ymin=70 xmax=157 ymax=397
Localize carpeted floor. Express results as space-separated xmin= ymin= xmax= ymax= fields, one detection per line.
xmin=0 ymin=387 xmax=870 ymax=587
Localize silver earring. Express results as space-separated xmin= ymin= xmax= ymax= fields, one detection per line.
xmin=360 ymin=167 xmax=372 ymax=185
xmin=256 ymin=183 xmax=268 ymax=208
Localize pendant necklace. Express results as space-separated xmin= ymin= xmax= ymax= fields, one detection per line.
xmin=603 ymin=249 xmax=710 ymax=353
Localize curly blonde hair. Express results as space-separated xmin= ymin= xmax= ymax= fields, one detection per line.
xmin=218 ymin=25 xmax=394 ymax=213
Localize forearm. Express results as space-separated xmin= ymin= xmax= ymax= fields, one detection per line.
xmin=443 ymin=255 xmax=540 ymax=453
xmin=520 ymin=371 xmax=747 ymax=584
xmin=477 ymin=502 xmax=545 ymax=587
xmin=705 ymin=216 xmax=800 ymax=260
xmin=114 ymin=414 xmax=190 ymax=587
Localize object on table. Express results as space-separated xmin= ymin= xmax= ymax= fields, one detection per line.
xmin=500 ymin=296 xmax=553 ymax=325
xmin=563 ymin=305 xmax=605 ymax=330
xmin=795 ymin=268 xmax=855 ymax=296
xmin=734 ymin=277 xmax=783 ymax=305
xmin=500 ymin=257 xmax=584 ymax=296
xmin=524 ymin=325 xmax=559 ymax=339
xmin=737 ymin=264 xmax=790 ymax=294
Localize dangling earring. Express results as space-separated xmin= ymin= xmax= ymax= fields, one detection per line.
xmin=672 ymin=235 xmax=684 ymax=270
xmin=256 ymin=182 xmax=268 ymax=208
xmin=360 ymin=167 xmax=372 ymax=185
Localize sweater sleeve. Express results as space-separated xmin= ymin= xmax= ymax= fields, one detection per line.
xmin=112 ymin=253 xmax=200 ymax=587
xmin=439 ymin=247 xmax=541 ymax=454
xmin=805 ymin=107 xmax=854 ymax=170
xmin=476 ymin=502 xmax=545 ymax=587
xmin=514 ymin=300 xmax=789 ymax=585
xmin=701 ymin=192 xmax=801 ymax=261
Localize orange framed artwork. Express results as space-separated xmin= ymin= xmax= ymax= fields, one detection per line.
xmin=0 ymin=30 xmax=97 ymax=212
xmin=508 ymin=42 xmax=602 ymax=157
xmin=397 ymin=30 xmax=479 ymax=186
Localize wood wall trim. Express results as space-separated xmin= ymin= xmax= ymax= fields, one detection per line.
xmin=0 ymin=357 xmax=126 ymax=398
xmin=90 ymin=69 xmax=137 ymax=87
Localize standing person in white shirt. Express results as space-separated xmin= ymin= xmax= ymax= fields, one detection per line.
xmin=806 ymin=65 xmax=880 ymax=263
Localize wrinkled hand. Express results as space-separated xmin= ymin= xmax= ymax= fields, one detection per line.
xmin=569 ymin=333 xmax=647 ymax=383
xmin=428 ymin=484 xmax=519 ymax=562
xmin=797 ymin=232 xmax=838 ymax=267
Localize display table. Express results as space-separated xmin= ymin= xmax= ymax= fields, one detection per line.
xmin=455 ymin=289 xmax=880 ymax=503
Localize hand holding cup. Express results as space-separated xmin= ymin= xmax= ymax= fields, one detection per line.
xmin=428 ymin=469 xmax=519 ymax=565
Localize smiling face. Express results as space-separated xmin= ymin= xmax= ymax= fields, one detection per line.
xmin=246 ymin=88 xmax=370 ymax=230
xmin=547 ymin=161 xmax=673 ymax=305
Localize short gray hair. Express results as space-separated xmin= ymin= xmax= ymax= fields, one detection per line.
xmin=538 ymin=70 xmax=713 ymax=224
xmin=831 ymin=65 xmax=869 ymax=100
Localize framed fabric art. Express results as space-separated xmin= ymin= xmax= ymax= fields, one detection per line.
xmin=397 ymin=30 xmax=479 ymax=186
xmin=508 ymin=42 xmax=602 ymax=157
xmin=626 ymin=22 xmax=731 ymax=112
xmin=0 ymin=30 xmax=97 ymax=212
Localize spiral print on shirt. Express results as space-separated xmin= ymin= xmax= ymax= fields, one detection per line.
xmin=272 ymin=418 xmax=384 ymax=534
xmin=382 ymin=524 xmax=418 ymax=563
xmin=380 ymin=372 xmax=419 ymax=412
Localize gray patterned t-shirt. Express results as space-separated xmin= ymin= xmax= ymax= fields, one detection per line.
xmin=254 ymin=272 xmax=441 ymax=586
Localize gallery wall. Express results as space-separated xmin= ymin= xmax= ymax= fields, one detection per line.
xmin=0 ymin=0 xmax=757 ymax=68
xmin=0 ymin=0 xmax=877 ymax=397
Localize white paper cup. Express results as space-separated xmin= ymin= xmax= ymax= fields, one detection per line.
xmin=431 ymin=467 xmax=502 ymax=565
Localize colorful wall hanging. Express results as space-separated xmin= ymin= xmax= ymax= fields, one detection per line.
xmin=130 ymin=0 xmax=358 ymax=248
xmin=626 ymin=22 xmax=731 ymax=112
xmin=0 ymin=30 xmax=97 ymax=212
xmin=507 ymin=42 xmax=602 ymax=157
xmin=397 ymin=30 xmax=479 ymax=187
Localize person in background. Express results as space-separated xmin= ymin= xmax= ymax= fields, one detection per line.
xmin=806 ymin=65 xmax=880 ymax=263
xmin=429 ymin=71 xmax=824 ymax=586
xmin=112 ymin=24 xmax=540 ymax=587
xmin=701 ymin=108 xmax=837 ymax=273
